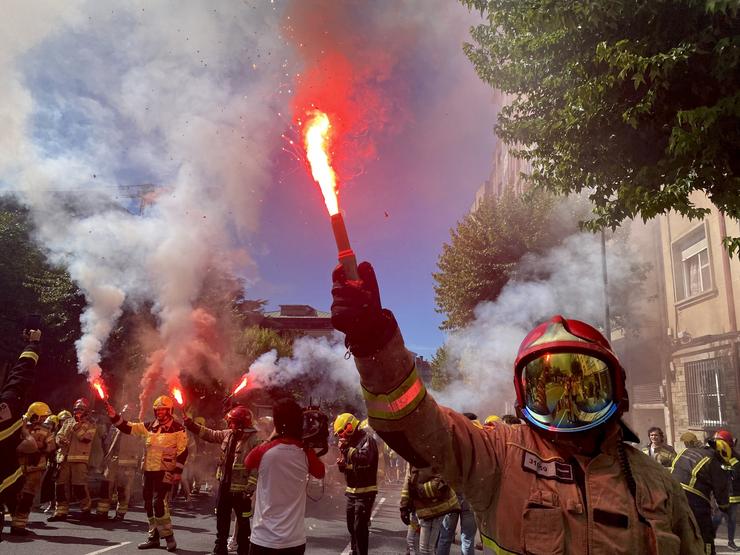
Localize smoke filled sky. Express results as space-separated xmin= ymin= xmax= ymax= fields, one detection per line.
xmin=254 ymin=1 xmax=498 ymax=358
xmin=0 ymin=0 xmax=496 ymax=364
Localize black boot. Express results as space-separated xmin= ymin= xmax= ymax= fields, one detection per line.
xmin=138 ymin=531 xmax=160 ymax=550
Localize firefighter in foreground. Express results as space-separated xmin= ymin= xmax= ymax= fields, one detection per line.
xmin=184 ymin=405 xmax=261 ymax=555
xmin=106 ymin=395 xmax=188 ymax=552
xmin=334 ymin=412 xmax=379 ymax=555
xmin=11 ymin=402 xmax=56 ymax=533
xmin=50 ymin=397 xmax=97 ymax=520
xmin=671 ymin=430 xmax=731 ymax=554
xmin=0 ymin=327 xmax=41 ymax=542
xmin=330 ymin=262 xmax=704 ymax=554
xmin=96 ymin=406 xmax=143 ymax=520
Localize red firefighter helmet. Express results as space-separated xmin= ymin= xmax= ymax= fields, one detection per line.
xmin=73 ymin=398 xmax=90 ymax=415
xmin=226 ymin=405 xmax=253 ymax=429
xmin=714 ymin=429 xmax=736 ymax=447
xmin=514 ymin=315 xmax=627 ymax=434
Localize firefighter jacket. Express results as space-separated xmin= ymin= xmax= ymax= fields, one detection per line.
xmin=0 ymin=344 xmax=39 ymax=496
xmin=62 ymin=419 xmax=96 ymax=464
xmin=400 ymin=464 xmax=459 ymax=520
xmin=112 ymin=416 xmax=188 ymax=474
xmin=19 ymin=423 xmax=56 ymax=473
xmin=184 ymin=418 xmax=261 ymax=494
xmin=337 ymin=427 xmax=379 ymax=497
xmin=55 ymin=417 xmax=75 ymax=464
xmin=671 ymin=446 xmax=730 ymax=509
xmin=355 ymin=329 xmax=704 ymax=555
xmin=641 ymin=444 xmax=677 ymax=467
xmin=105 ymin=428 xmax=143 ymax=469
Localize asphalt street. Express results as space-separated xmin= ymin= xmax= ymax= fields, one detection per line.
xmin=1 ymin=480 xmax=408 ymax=555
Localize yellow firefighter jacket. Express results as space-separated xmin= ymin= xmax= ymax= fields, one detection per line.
xmin=400 ymin=463 xmax=459 ymax=520
xmin=185 ymin=420 xmax=261 ymax=494
xmin=357 ymin=330 xmax=704 ymax=555
xmin=63 ymin=420 xmax=96 ymax=464
xmin=105 ymin=428 xmax=143 ymax=469
xmin=113 ymin=416 xmax=188 ymax=473
xmin=19 ymin=423 xmax=56 ymax=473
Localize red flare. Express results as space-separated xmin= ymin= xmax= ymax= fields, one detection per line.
xmin=92 ymin=379 xmax=107 ymax=400
xmin=233 ymin=375 xmax=249 ymax=396
xmin=172 ymin=387 xmax=184 ymax=406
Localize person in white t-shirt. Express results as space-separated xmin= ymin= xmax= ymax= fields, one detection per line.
xmin=245 ymin=398 xmax=325 ymax=555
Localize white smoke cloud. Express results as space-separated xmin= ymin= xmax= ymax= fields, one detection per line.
xmin=0 ymin=1 xmax=290 ymax=380
xmin=437 ymin=232 xmax=640 ymax=417
xmin=249 ymin=333 xmax=361 ymax=403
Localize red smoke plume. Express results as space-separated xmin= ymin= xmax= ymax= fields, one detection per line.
xmin=285 ymin=0 xmax=410 ymax=185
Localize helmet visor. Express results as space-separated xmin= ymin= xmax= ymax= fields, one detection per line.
xmin=520 ymin=352 xmax=617 ymax=432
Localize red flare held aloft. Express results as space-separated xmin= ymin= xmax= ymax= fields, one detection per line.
xmin=233 ymin=375 xmax=248 ymax=396
xmin=330 ymin=212 xmax=359 ymax=280
xmin=172 ymin=387 xmax=184 ymax=406
xmin=92 ymin=379 xmax=107 ymax=401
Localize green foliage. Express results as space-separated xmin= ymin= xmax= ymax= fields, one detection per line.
xmin=461 ymin=0 xmax=740 ymax=249
xmin=433 ymin=190 xmax=579 ymax=329
xmin=237 ymin=326 xmax=293 ymax=366
xmin=0 ymin=196 xmax=85 ymax=403
xmin=430 ymin=346 xmax=452 ymax=391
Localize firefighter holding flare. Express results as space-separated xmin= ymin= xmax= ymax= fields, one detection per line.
xmin=106 ymin=395 xmax=188 ymax=552
xmin=330 ymin=261 xmax=704 ymax=554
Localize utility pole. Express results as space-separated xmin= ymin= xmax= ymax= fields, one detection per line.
xmin=601 ymin=230 xmax=611 ymax=341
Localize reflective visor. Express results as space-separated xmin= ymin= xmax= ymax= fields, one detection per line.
xmin=520 ymin=352 xmax=617 ymax=432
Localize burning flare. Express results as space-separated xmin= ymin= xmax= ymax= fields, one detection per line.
xmin=304 ymin=110 xmax=339 ymax=216
xmin=171 ymin=387 xmax=184 ymax=406
xmin=233 ymin=375 xmax=249 ymax=396
xmin=92 ymin=379 xmax=107 ymax=400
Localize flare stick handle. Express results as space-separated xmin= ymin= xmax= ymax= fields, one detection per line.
xmin=330 ymin=213 xmax=359 ymax=281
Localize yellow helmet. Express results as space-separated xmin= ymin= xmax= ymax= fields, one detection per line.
xmin=57 ymin=409 xmax=73 ymax=421
xmin=714 ymin=438 xmax=733 ymax=462
xmin=484 ymin=415 xmax=501 ymax=427
xmin=24 ymin=402 xmax=52 ymax=424
xmin=153 ymin=395 xmax=174 ymax=412
xmin=333 ymin=413 xmax=359 ymax=438
xmin=43 ymin=414 xmax=60 ymax=431
xmin=194 ymin=416 xmax=206 ymax=427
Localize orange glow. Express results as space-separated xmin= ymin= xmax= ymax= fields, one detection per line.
xmin=92 ymin=379 xmax=106 ymax=400
xmin=304 ymin=110 xmax=339 ymax=216
xmin=172 ymin=387 xmax=184 ymax=406
xmin=233 ymin=375 xmax=248 ymax=396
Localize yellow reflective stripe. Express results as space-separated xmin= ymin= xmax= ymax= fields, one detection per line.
xmin=241 ymin=511 xmax=253 ymax=517
xmin=348 ymin=447 xmax=357 ymax=461
xmin=0 ymin=466 xmax=24 ymax=493
xmin=19 ymin=351 xmax=39 ymax=364
xmin=729 ymin=457 xmax=739 ymax=467
xmin=0 ymin=419 xmax=23 ymax=442
xmin=689 ymin=457 xmax=711 ymax=489
xmin=480 ymin=533 xmax=519 ymax=555
xmin=681 ymin=483 xmax=710 ymax=502
xmin=231 ymin=484 xmax=248 ymax=492
xmin=363 ymin=367 xmax=426 ymax=420
xmin=417 ymin=495 xmax=460 ymax=519
xmin=423 ymin=482 xmax=435 ymax=498
xmin=730 ymin=496 xmax=740 ymax=504
xmin=670 ymin=448 xmax=686 ymax=473
xmin=345 ymin=485 xmax=378 ymax=494
xmin=233 ymin=464 xmax=245 ymax=470
xmin=247 ymin=476 xmax=258 ymax=484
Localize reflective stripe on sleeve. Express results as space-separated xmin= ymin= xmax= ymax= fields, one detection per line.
xmin=19 ymin=351 xmax=39 ymax=363
xmin=0 ymin=419 xmax=23 ymax=442
xmin=480 ymin=533 xmax=520 ymax=555
xmin=670 ymin=448 xmax=686 ymax=473
xmin=681 ymin=483 xmax=710 ymax=502
xmin=363 ymin=367 xmax=426 ymax=421
xmin=689 ymin=456 xmax=711 ymax=489
xmin=0 ymin=467 xmax=24 ymax=493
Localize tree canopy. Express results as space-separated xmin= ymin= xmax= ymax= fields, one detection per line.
xmin=461 ymin=0 xmax=740 ymax=253
xmin=433 ymin=190 xmax=579 ymax=329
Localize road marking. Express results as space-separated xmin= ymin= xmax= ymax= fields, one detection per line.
xmin=341 ymin=496 xmax=386 ymax=555
xmin=83 ymin=542 xmax=131 ymax=555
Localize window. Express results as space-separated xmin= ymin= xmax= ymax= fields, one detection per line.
xmin=673 ymin=226 xmax=712 ymax=301
xmin=685 ymin=356 xmax=733 ymax=428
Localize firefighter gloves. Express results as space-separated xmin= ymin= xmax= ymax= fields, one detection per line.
xmin=331 ymin=261 xmax=397 ymax=357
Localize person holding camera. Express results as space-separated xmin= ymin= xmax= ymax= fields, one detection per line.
xmin=184 ymin=405 xmax=262 ymax=555
xmin=0 ymin=325 xmax=41 ymax=542
xmin=245 ymin=397 xmax=325 ymax=555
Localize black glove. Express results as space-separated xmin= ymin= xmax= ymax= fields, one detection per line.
xmin=331 ymin=261 xmax=397 ymax=357
xmin=400 ymin=507 xmax=411 ymax=526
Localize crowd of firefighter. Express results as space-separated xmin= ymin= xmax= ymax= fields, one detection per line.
xmin=1 ymin=261 xmax=740 ymax=555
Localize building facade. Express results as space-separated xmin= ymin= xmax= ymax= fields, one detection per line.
xmin=659 ymin=194 xmax=740 ymax=444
